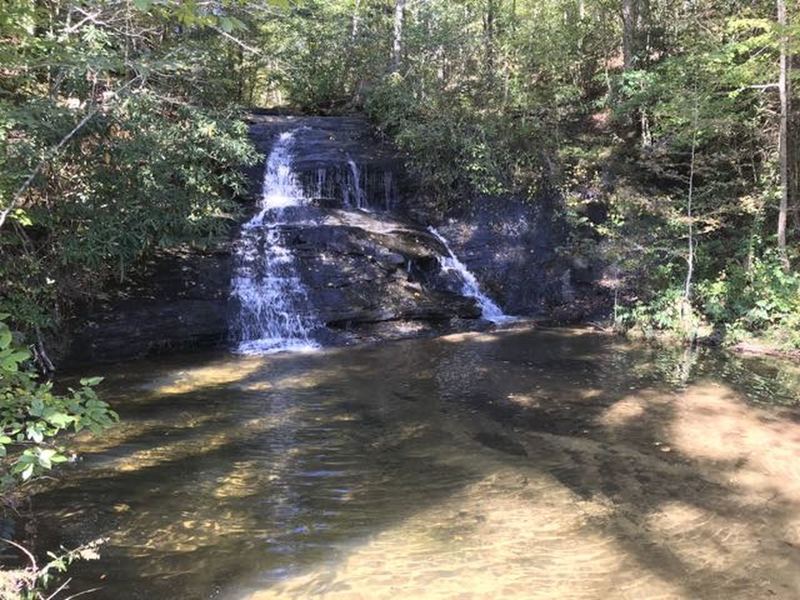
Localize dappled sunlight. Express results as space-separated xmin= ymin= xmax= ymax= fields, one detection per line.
xmin=505 ymin=392 xmax=542 ymax=408
xmin=599 ymin=395 xmax=647 ymax=427
xmin=669 ymin=383 xmax=800 ymax=505
xmin=439 ymin=330 xmax=500 ymax=344
xmin=66 ymin=412 xmax=221 ymax=457
xmin=597 ymin=391 xmax=664 ymax=428
xmin=109 ymin=408 xmax=304 ymax=474
xmin=147 ymin=356 xmax=267 ymax=395
xmin=645 ymin=500 xmax=762 ymax=573
xmin=240 ymin=469 xmax=683 ymax=600
xmin=30 ymin=327 xmax=800 ymax=598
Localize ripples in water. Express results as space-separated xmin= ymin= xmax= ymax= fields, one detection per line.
xmin=24 ymin=327 xmax=800 ymax=599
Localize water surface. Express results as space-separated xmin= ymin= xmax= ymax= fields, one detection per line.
xmin=30 ymin=327 xmax=800 ymax=599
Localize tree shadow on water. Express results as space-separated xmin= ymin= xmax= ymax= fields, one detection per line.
xmin=25 ymin=329 xmax=800 ymax=599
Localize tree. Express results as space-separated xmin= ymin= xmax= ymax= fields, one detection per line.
xmin=621 ymin=0 xmax=638 ymax=70
xmin=0 ymin=1 xmax=259 ymax=336
xmin=391 ymin=0 xmax=406 ymax=72
xmin=778 ymin=0 xmax=791 ymax=270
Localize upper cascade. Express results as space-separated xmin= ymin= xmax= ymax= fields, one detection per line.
xmin=229 ymin=130 xmax=320 ymax=354
xmin=255 ymin=131 xmax=307 ymax=216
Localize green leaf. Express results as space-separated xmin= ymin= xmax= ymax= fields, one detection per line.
xmin=20 ymin=464 xmax=34 ymax=481
xmin=219 ymin=16 xmax=233 ymax=33
xmin=133 ymin=0 xmax=153 ymax=10
xmin=45 ymin=412 xmax=74 ymax=428
xmin=26 ymin=425 xmax=44 ymax=444
xmin=0 ymin=325 xmax=11 ymax=350
xmin=37 ymin=449 xmax=57 ymax=469
xmin=11 ymin=209 xmax=33 ymax=227
xmin=29 ymin=397 xmax=44 ymax=417
xmin=79 ymin=376 xmax=104 ymax=387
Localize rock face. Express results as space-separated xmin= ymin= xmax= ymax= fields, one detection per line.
xmin=245 ymin=114 xmax=404 ymax=210
xmin=434 ymin=196 xmax=575 ymax=316
xmin=65 ymin=247 xmax=233 ymax=366
xmin=65 ymin=114 xmax=594 ymax=366
xmin=251 ymin=207 xmax=485 ymax=348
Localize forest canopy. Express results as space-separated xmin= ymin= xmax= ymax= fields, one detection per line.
xmin=1 ymin=0 xmax=799 ymax=350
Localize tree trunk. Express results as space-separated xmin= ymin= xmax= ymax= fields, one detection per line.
xmin=778 ymin=0 xmax=791 ymax=269
xmin=351 ymin=0 xmax=361 ymax=41
xmin=485 ymin=0 xmax=496 ymax=77
xmin=391 ymin=0 xmax=406 ymax=72
xmin=621 ymin=0 xmax=638 ymax=71
xmin=684 ymin=121 xmax=698 ymax=310
xmin=682 ymin=97 xmax=699 ymax=339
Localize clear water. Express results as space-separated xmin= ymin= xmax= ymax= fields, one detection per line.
xmin=229 ymin=131 xmax=320 ymax=355
xmin=428 ymin=226 xmax=509 ymax=322
xmin=29 ymin=327 xmax=800 ymax=599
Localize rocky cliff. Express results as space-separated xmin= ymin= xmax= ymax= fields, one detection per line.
xmin=65 ymin=115 xmax=594 ymax=365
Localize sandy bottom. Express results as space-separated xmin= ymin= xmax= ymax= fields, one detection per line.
xmin=29 ymin=328 xmax=800 ymax=599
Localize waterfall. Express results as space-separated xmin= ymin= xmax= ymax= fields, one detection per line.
xmin=229 ymin=131 xmax=320 ymax=354
xmin=428 ymin=227 xmax=509 ymax=323
xmin=346 ymin=157 xmax=367 ymax=209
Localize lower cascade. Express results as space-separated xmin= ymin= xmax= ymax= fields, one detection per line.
xmin=230 ymin=130 xmax=320 ymax=354
xmin=428 ymin=226 xmax=509 ymax=323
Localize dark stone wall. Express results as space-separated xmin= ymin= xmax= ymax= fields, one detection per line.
xmin=63 ymin=114 xmax=603 ymax=366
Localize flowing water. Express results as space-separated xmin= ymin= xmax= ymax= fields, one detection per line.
xmin=230 ymin=131 xmax=320 ymax=354
xmin=29 ymin=327 xmax=800 ymax=599
xmin=428 ymin=226 xmax=509 ymax=322
xmin=345 ymin=158 xmax=367 ymax=210
xmin=231 ymin=128 xmax=506 ymax=355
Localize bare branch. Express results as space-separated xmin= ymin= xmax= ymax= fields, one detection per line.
xmin=62 ymin=12 xmax=103 ymax=34
xmin=1 ymin=538 xmax=38 ymax=572
xmin=44 ymin=577 xmax=73 ymax=600
xmin=212 ymin=27 xmax=263 ymax=55
xmin=0 ymin=107 xmax=100 ymax=231
xmin=63 ymin=587 xmax=104 ymax=600
xmin=747 ymin=83 xmax=780 ymax=91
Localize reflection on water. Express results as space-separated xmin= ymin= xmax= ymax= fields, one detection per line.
xmin=28 ymin=328 xmax=800 ymax=599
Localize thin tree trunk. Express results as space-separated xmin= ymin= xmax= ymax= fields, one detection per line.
xmin=684 ymin=108 xmax=698 ymax=317
xmin=351 ymin=0 xmax=361 ymax=40
xmin=485 ymin=0 xmax=496 ymax=77
xmin=778 ymin=0 xmax=791 ymax=269
xmin=621 ymin=0 xmax=637 ymax=71
xmin=391 ymin=0 xmax=406 ymax=72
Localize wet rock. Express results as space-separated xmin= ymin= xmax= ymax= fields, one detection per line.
xmin=64 ymin=248 xmax=232 ymax=366
xmin=247 ymin=115 xmax=404 ymax=211
xmin=473 ymin=431 xmax=529 ymax=457
xmin=260 ymin=206 xmax=482 ymax=344
xmin=63 ymin=114 xmax=602 ymax=366
xmin=64 ymin=200 xmax=482 ymax=365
